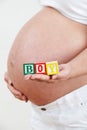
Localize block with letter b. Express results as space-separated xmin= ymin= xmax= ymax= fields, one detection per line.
xmin=46 ymin=61 xmax=59 ymax=75
xmin=35 ymin=63 xmax=46 ymax=74
xmin=23 ymin=63 xmax=35 ymax=75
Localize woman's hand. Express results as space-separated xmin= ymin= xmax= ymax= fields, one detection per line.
xmin=25 ymin=73 xmax=54 ymax=83
xmin=52 ymin=64 xmax=71 ymax=80
xmin=25 ymin=63 xmax=71 ymax=82
xmin=4 ymin=72 xmax=28 ymax=102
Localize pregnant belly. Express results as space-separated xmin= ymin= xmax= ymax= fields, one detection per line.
xmin=8 ymin=7 xmax=87 ymax=105
xmin=23 ymin=75 xmax=87 ymax=105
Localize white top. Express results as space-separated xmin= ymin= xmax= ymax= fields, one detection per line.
xmin=40 ymin=0 xmax=87 ymax=25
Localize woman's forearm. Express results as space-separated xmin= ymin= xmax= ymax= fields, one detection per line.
xmin=68 ymin=48 xmax=87 ymax=78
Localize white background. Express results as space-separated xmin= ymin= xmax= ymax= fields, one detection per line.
xmin=0 ymin=0 xmax=41 ymax=130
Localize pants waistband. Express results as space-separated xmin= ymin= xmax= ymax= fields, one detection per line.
xmin=31 ymin=85 xmax=87 ymax=111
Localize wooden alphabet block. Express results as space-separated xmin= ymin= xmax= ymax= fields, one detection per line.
xmin=23 ymin=63 xmax=35 ymax=75
xmin=46 ymin=61 xmax=59 ymax=75
xmin=35 ymin=63 xmax=46 ymax=74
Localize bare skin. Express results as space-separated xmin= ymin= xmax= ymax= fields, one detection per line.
xmin=6 ymin=7 xmax=87 ymax=105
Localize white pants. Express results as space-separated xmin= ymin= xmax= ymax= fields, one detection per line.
xmin=30 ymin=85 xmax=87 ymax=130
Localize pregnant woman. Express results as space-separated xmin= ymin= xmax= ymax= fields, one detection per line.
xmin=5 ymin=1 xmax=87 ymax=129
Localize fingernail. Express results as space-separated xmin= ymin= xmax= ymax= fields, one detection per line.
xmin=25 ymin=100 xmax=28 ymax=103
xmin=9 ymin=80 xmax=12 ymax=85
xmin=22 ymin=95 xmax=28 ymax=102
xmin=24 ymin=75 xmax=30 ymax=80
xmin=30 ymin=76 xmax=35 ymax=80
xmin=25 ymin=98 xmax=28 ymax=102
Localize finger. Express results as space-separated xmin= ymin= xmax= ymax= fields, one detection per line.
xmin=25 ymin=74 xmax=49 ymax=81
xmin=15 ymin=95 xmax=28 ymax=102
xmin=58 ymin=65 xmax=63 ymax=71
xmin=52 ymin=74 xmax=61 ymax=80
xmin=4 ymin=73 xmax=9 ymax=83
xmin=52 ymin=73 xmax=69 ymax=80
xmin=30 ymin=74 xmax=54 ymax=83
xmin=24 ymin=74 xmax=32 ymax=80
xmin=31 ymin=74 xmax=49 ymax=80
xmin=7 ymin=85 xmax=28 ymax=102
xmin=25 ymin=74 xmax=54 ymax=83
xmin=52 ymin=71 xmax=66 ymax=80
xmin=4 ymin=73 xmax=12 ymax=85
xmin=7 ymin=84 xmax=23 ymax=97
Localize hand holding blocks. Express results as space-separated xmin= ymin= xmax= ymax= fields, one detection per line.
xmin=23 ymin=61 xmax=59 ymax=76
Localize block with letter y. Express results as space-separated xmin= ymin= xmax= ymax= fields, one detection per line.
xmin=46 ymin=61 xmax=59 ymax=75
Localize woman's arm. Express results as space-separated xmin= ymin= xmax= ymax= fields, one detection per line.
xmin=53 ymin=48 xmax=87 ymax=80
xmin=26 ymin=48 xmax=87 ymax=81
xmin=68 ymin=48 xmax=87 ymax=78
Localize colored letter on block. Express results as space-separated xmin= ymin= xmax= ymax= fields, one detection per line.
xmin=46 ymin=61 xmax=59 ymax=75
xmin=35 ymin=63 xmax=46 ymax=74
xmin=23 ymin=63 xmax=35 ymax=75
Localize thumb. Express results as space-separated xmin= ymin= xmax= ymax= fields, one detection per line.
xmin=52 ymin=70 xmax=65 ymax=80
xmin=58 ymin=65 xmax=64 ymax=71
xmin=52 ymin=64 xmax=67 ymax=80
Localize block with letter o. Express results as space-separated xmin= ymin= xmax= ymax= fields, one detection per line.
xmin=35 ymin=63 xmax=46 ymax=74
